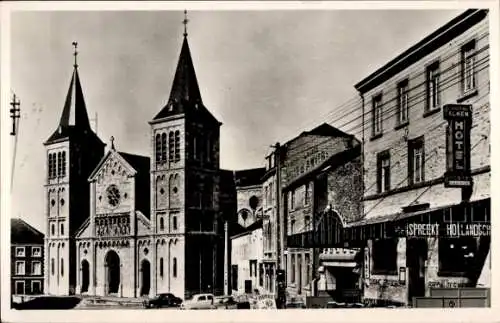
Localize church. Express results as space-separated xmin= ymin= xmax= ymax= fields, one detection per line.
xmin=43 ymin=15 xmax=227 ymax=299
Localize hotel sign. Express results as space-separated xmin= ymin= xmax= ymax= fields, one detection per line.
xmin=443 ymin=104 xmax=472 ymax=188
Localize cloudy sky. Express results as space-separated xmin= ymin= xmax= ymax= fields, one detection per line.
xmin=8 ymin=7 xmax=464 ymax=232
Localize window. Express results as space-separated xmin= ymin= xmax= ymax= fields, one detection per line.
xmin=57 ymin=152 xmax=62 ymax=177
xmin=32 ymin=247 xmax=41 ymax=257
xmin=161 ymin=133 xmax=167 ymax=162
xmin=291 ymin=190 xmax=296 ymax=210
xmin=60 ymin=258 xmax=64 ymax=276
xmin=206 ymin=137 xmax=211 ymax=162
xmin=16 ymin=247 xmax=25 ymax=257
xmin=462 ymin=41 xmax=476 ymax=93
xmin=426 ymin=62 xmax=440 ymax=111
xmin=159 ymin=258 xmax=164 ymax=277
xmin=32 ymin=281 xmax=42 ymax=294
xmin=291 ymin=220 xmax=296 ymax=235
xmin=32 ymin=261 xmax=42 ymax=275
xmin=172 ymin=214 xmax=178 ymax=231
xmin=15 ymin=281 xmax=24 ymax=295
xmin=155 ymin=134 xmax=161 ymax=163
xmin=60 ymin=223 xmax=64 ymax=236
xmin=291 ymin=254 xmax=296 ymax=284
xmin=51 ymin=258 xmax=54 ymax=275
xmin=51 ymin=224 xmax=55 ymax=236
xmin=173 ymin=257 xmax=177 ymax=277
xmin=439 ymin=237 xmax=477 ymax=275
xmin=259 ymin=264 xmax=264 ymax=287
xmin=61 ymin=151 xmax=66 ymax=177
xmin=15 ymin=261 xmax=25 ymax=275
xmin=377 ymin=151 xmax=391 ymax=193
xmin=304 ymin=183 xmax=310 ymax=205
xmin=372 ymin=238 xmax=398 ymax=274
xmin=397 ymin=79 xmax=409 ymax=125
xmin=48 ymin=154 xmax=55 ymax=179
xmin=409 ymin=137 xmax=425 ymax=185
xmin=174 ymin=131 xmax=180 ymax=162
xmin=159 ymin=217 xmax=164 ymax=231
xmin=168 ymin=132 xmax=174 ymax=162
xmin=372 ymin=94 xmax=383 ymax=136
xmin=231 ymin=265 xmax=238 ymax=290
xmin=193 ymin=137 xmax=197 ymax=160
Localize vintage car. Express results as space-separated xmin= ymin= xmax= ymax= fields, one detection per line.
xmin=214 ymin=296 xmax=239 ymax=309
xmin=143 ymin=293 xmax=183 ymax=308
xmin=179 ymin=293 xmax=216 ymax=310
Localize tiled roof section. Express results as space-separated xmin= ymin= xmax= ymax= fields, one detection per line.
xmin=234 ymin=167 xmax=266 ymax=187
xmin=230 ymin=219 xmax=263 ymax=239
xmin=153 ymin=37 xmax=220 ymax=125
xmin=45 ymin=67 xmax=103 ymax=145
xmin=118 ymin=152 xmax=150 ymax=175
xmin=11 ymin=218 xmax=44 ymax=244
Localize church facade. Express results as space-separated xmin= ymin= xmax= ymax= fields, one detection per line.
xmin=44 ymin=28 xmax=225 ymax=299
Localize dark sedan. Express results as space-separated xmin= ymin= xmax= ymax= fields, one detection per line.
xmin=144 ymin=293 xmax=183 ymax=308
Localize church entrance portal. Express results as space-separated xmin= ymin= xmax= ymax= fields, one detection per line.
xmin=105 ymin=250 xmax=120 ymax=295
xmin=140 ymin=259 xmax=151 ymax=296
xmin=81 ymin=260 xmax=90 ymax=293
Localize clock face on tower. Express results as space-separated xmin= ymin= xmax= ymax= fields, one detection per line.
xmin=106 ymin=184 xmax=121 ymax=207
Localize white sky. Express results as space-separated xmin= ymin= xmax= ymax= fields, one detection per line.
xmin=7 ymin=7 xmax=464 ymax=232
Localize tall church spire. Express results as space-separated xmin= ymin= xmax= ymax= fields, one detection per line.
xmin=46 ymin=42 xmax=94 ymax=144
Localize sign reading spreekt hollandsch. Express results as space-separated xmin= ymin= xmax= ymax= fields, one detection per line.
xmin=443 ymin=104 xmax=472 ymax=188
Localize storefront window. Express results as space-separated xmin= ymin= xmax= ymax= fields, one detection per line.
xmin=438 ymin=237 xmax=477 ymax=276
xmin=372 ymin=238 xmax=398 ymax=275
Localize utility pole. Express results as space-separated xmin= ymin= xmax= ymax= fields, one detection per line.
xmin=10 ymin=93 xmax=21 ymax=136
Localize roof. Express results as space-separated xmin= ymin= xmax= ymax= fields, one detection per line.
xmin=45 ymin=66 xmax=103 ymax=146
xmin=355 ymin=9 xmax=488 ymax=93
xmin=152 ymin=36 xmax=220 ymax=126
xmin=11 ymin=218 xmax=44 ymax=244
xmin=303 ymin=123 xmax=353 ymax=138
xmin=234 ymin=167 xmax=266 ymax=187
xmin=118 ymin=152 xmax=150 ymax=175
xmin=230 ymin=219 xmax=263 ymax=239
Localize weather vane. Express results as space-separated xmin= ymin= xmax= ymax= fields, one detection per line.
xmin=72 ymin=41 xmax=78 ymax=68
xmin=183 ymin=10 xmax=189 ymax=37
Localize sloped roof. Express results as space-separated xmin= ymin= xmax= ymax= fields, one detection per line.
xmin=234 ymin=167 xmax=266 ymax=187
xmin=45 ymin=66 xmax=103 ymax=146
xmin=152 ymin=36 xmax=220 ymax=126
xmin=11 ymin=218 xmax=44 ymax=244
xmin=118 ymin=152 xmax=150 ymax=176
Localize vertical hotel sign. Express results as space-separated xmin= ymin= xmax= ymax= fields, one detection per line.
xmin=443 ymin=104 xmax=472 ymax=188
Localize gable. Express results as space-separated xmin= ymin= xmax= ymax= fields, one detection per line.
xmin=75 ymin=218 xmax=91 ymax=239
xmin=88 ymin=150 xmax=136 ymax=183
xmin=136 ymin=211 xmax=152 ymax=236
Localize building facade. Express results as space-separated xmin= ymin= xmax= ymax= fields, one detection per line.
xmin=44 ymin=26 xmax=226 ymax=299
xmin=11 ymin=219 xmax=45 ymax=297
xmin=283 ymin=124 xmax=363 ymax=302
xmin=348 ymin=9 xmax=490 ymax=306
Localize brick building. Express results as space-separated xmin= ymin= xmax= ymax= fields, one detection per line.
xmin=346 ymin=9 xmax=490 ymax=306
xmin=282 ymin=123 xmax=362 ymax=302
xmin=11 ymin=218 xmax=45 ymax=297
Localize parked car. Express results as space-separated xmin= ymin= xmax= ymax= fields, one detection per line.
xmin=180 ymin=293 xmax=216 ymax=310
xmin=325 ymin=301 xmax=346 ymax=308
xmin=285 ymin=302 xmax=306 ymax=309
xmin=214 ymin=296 xmax=238 ymax=309
xmin=143 ymin=293 xmax=183 ymax=308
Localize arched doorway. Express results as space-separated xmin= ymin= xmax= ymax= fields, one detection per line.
xmin=140 ymin=259 xmax=151 ymax=296
xmin=105 ymin=250 xmax=120 ymax=295
xmin=81 ymin=260 xmax=90 ymax=293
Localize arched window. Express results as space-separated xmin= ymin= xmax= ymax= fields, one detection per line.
xmin=57 ymin=152 xmax=62 ymax=177
xmin=172 ymin=215 xmax=177 ymax=231
xmin=161 ymin=133 xmax=167 ymax=162
xmin=61 ymin=152 xmax=66 ymax=177
xmin=51 ymin=224 xmax=55 ymax=236
xmin=173 ymin=257 xmax=177 ymax=278
xmin=51 ymin=258 xmax=54 ymax=275
xmin=159 ymin=217 xmax=164 ymax=231
xmin=60 ymin=258 xmax=64 ymax=276
xmin=48 ymin=154 xmax=53 ymax=179
xmin=155 ymin=134 xmax=161 ymax=163
xmin=60 ymin=223 xmax=64 ymax=236
xmin=160 ymin=258 xmax=164 ymax=277
xmin=168 ymin=132 xmax=174 ymax=161
xmin=174 ymin=131 xmax=180 ymax=162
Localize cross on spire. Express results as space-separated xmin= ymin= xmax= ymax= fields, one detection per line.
xmin=72 ymin=41 xmax=78 ymax=68
xmin=182 ymin=10 xmax=189 ymax=37
xmin=110 ymin=136 xmax=115 ymax=150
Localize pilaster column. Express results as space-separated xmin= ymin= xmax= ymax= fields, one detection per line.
xmin=223 ymin=222 xmax=229 ymax=295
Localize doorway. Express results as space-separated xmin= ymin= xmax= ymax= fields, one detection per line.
xmin=105 ymin=250 xmax=120 ymax=295
xmin=141 ymin=259 xmax=151 ymax=296
xmin=407 ymin=238 xmax=428 ymax=305
xmin=81 ymin=260 xmax=90 ymax=293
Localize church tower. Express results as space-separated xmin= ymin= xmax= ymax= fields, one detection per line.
xmin=149 ymin=12 xmax=224 ymax=298
xmin=44 ymin=44 xmax=105 ymax=295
